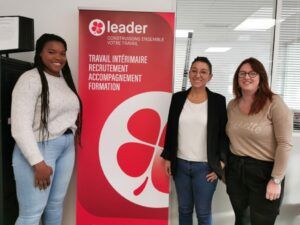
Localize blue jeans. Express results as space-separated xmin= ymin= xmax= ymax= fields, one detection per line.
xmin=174 ymin=158 xmax=217 ymax=225
xmin=12 ymin=133 xmax=75 ymax=225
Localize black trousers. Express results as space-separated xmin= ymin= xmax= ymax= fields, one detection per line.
xmin=225 ymin=153 xmax=284 ymax=225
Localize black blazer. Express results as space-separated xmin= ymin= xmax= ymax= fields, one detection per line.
xmin=161 ymin=87 xmax=229 ymax=178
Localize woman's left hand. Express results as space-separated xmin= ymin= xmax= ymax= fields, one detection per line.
xmin=266 ymin=180 xmax=281 ymax=201
xmin=206 ymin=172 xmax=218 ymax=182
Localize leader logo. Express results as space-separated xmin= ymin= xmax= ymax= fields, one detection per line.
xmin=89 ymin=19 xmax=148 ymax=36
xmin=89 ymin=19 xmax=105 ymax=36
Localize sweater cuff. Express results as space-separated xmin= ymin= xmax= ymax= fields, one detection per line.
xmin=27 ymin=153 xmax=44 ymax=166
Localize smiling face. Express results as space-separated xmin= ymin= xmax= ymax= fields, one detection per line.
xmin=189 ymin=61 xmax=212 ymax=89
xmin=40 ymin=41 xmax=67 ymax=76
xmin=238 ymin=63 xmax=260 ymax=95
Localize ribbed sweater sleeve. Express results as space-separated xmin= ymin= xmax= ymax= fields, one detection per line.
xmin=269 ymin=96 xmax=293 ymax=179
xmin=11 ymin=71 xmax=44 ymax=165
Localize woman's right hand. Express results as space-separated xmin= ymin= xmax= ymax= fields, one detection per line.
xmin=33 ymin=161 xmax=53 ymax=190
xmin=220 ymin=160 xmax=226 ymax=183
xmin=164 ymin=160 xmax=171 ymax=176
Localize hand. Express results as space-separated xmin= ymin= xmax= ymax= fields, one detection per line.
xmin=266 ymin=179 xmax=281 ymax=201
xmin=220 ymin=160 xmax=225 ymax=169
xmin=164 ymin=160 xmax=171 ymax=176
xmin=206 ymin=171 xmax=218 ymax=182
xmin=220 ymin=161 xmax=226 ymax=183
xmin=33 ymin=161 xmax=53 ymax=190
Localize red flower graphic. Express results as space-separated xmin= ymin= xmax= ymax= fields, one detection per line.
xmin=91 ymin=21 xmax=103 ymax=34
xmin=117 ymin=109 xmax=169 ymax=196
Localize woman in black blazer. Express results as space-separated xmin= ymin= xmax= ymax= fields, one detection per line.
xmin=161 ymin=57 xmax=228 ymax=225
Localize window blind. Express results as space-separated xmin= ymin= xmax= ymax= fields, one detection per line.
xmin=271 ymin=0 xmax=300 ymax=111
xmin=175 ymin=0 xmax=276 ymax=104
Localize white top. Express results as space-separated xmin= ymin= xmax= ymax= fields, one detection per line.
xmin=11 ymin=68 xmax=80 ymax=166
xmin=177 ymin=99 xmax=208 ymax=162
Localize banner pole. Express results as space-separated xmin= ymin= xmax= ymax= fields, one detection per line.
xmin=181 ymin=32 xmax=193 ymax=91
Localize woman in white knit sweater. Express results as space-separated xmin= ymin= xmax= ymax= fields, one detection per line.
xmin=11 ymin=33 xmax=82 ymax=225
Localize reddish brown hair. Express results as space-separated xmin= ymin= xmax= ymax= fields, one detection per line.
xmin=233 ymin=57 xmax=274 ymax=114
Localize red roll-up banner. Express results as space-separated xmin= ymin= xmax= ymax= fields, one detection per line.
xmin=77 ymin=10 xmax=174 ymax=225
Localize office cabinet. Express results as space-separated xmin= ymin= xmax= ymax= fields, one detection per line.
xmin=0 ymin=56 xmax=32 ymax=225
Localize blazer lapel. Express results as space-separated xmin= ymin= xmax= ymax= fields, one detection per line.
xmin=175 ymin=89 xmax=190 ymax=117
xmin=206 ymin=88 xmax=214 ymax=150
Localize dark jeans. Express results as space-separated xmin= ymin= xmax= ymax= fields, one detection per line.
xmin=173 ymin=158 xmax=217 ymax=225
xmin=226 ymin=153 xmax=284 ymax=225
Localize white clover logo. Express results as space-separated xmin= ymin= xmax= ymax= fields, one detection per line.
xmin=99 ymin=92 xmax=171 ymax=208
xmin=89 ymin=19 xmax=105 ymax=36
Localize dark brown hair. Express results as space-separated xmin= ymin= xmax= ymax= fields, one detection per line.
xmin=191 ymin=56 xmax=212 ymax=74
xmin=232 ymin=57 xmax=274 ymax=114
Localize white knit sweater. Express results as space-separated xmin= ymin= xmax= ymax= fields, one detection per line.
xmin=11 ymin=68 xmax=80 ymax=165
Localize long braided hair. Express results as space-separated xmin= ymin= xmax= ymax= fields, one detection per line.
xmin=33 ymin=33 xmax=82 ymax=143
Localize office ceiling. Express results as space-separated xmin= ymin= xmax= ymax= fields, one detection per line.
xmin=176 ymin=0 xmax=276 ymax=43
